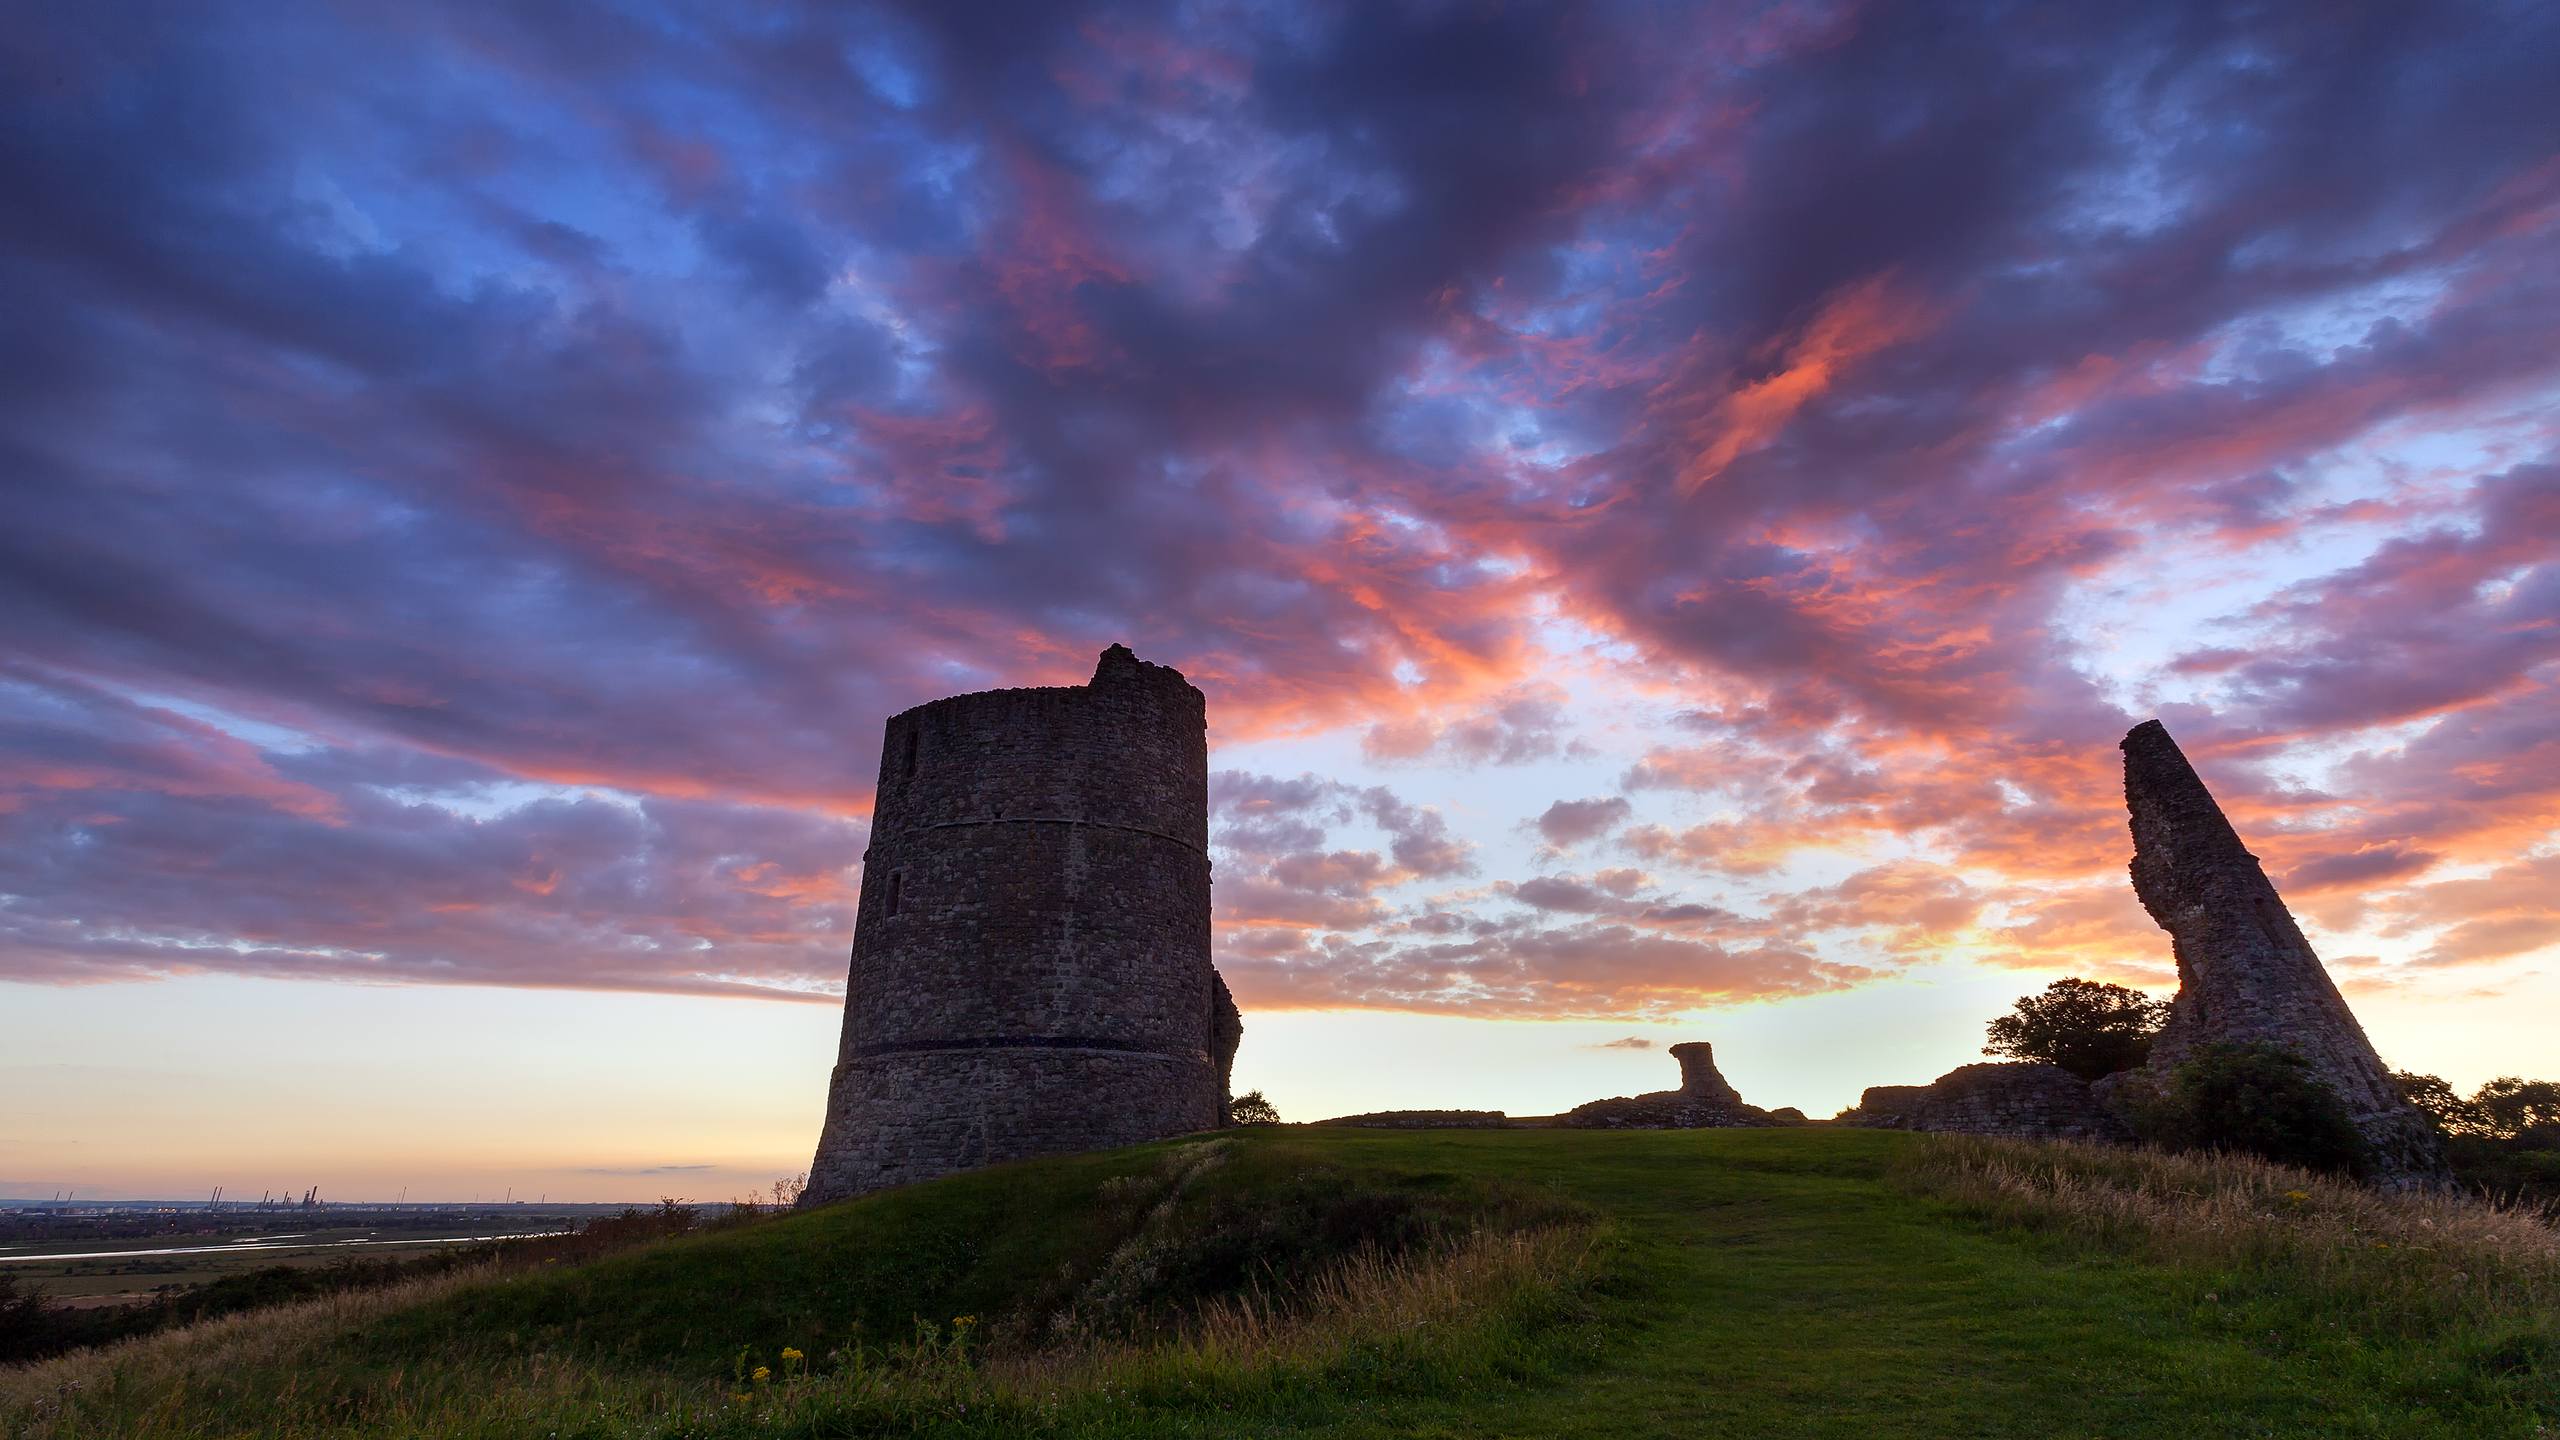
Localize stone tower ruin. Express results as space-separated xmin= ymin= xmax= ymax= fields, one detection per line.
xmin=1668 ymin=1042 xmax=1742 ymax=1105
xmin=2119 ymin=720 xmax=2446 ymax=1186
xmin=803 ymin=644 xmax=1241 ymax=1204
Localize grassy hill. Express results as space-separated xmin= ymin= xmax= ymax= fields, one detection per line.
xmin=3 ymin=1127 xmax=2553 ymax=1438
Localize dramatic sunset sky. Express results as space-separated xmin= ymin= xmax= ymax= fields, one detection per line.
xmin=6 ymin=1 xmax=2558 ymax=1202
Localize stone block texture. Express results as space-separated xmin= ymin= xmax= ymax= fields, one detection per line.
xmin=2119 ymin=720 xmax=2447 ymax=1186
xmin=803 ymin=645 xmax=1241 ymax=1204
xmin=1563 ymin=1041 xmax=1775 ymax=1129
xmin=1850 ymin=1062 xmax=2131 ymax=1141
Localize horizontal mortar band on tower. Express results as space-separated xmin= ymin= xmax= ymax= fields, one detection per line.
xmin=881 ymin=814 xmax=1210 ymax=856
xmin=846 ymin=1035 xmax=1190 ymax=1059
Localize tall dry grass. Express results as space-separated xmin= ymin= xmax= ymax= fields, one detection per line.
xmin=0 ymin=1264 xmax=494 ymax=1436
xmin=1898 ymin=1135 xmax=2560 ymax=1349
xmin=1008 ymin=1223 xmax=1592 ymax=1386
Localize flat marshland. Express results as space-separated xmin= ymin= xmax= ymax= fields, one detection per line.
xmin=3 ymin=1128 xmax=2553 ymax=1438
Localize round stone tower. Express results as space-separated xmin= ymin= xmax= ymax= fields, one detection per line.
xmin=803 ymin=644 xmax=1240 ymax=1204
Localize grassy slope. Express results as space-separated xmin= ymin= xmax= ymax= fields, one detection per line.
xmin=361 ymin=1143 xmax=1161 ymax=1373
xmin=5 ymin=1128 xmax=2551 ymax=1438
xmin=1308 ymin=1129 xmax=2537 ymax=1438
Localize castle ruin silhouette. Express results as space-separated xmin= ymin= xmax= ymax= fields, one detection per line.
xmin=803 ymin=645 xmax=1241 ymax=1204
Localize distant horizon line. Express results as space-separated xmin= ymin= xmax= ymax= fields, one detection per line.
xmin=0 ymin=1194 xmax=697 ymax=1209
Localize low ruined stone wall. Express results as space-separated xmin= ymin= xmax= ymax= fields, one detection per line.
xmin=1310 ymin=1110 xmax=1512 ymax=1129
xmin=1848 ymin=1062 xmax=2130 ymax=1142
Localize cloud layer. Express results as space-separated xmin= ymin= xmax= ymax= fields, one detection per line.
xmin=4 ymin=0 xmax=2557 ymax=1016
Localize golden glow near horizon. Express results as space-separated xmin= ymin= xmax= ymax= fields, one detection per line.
xmin=6 ymin=946 xmax=2553 ymax=1202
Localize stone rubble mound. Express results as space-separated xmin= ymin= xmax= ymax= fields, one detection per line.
xmin=1562 ymin=1042 xmax=1778 ymax=1130
xmin=1310 ymin=1110 xmax=1512 ymax=1129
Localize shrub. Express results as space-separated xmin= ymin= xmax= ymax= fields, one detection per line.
xmin=2139 ymin=1042 xmax=2369 ymax=1177
xmin=1983 ymin=977 xmax=2169 ymax=1081
xmin=0 ymin=1273 xmax=51 ymax=1361
xmin=1229 ymin=1089 xmax=1282 ymax=1126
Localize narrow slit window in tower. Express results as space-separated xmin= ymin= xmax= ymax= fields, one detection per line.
xmin=885 ymin=871 xmax=904 ymax=917
xmin=902 ymin=728 xmax=920 ymax=780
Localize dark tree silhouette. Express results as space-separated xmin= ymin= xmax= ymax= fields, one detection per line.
xmin=2392 ymin=1070 xmax=2475 ymax=1132
xmin=2392 ymin=1071 xmax=2560 ymax=1204
xmin=2471 ymin=1077 xmax=2560 ymax=1144
xmin=2393 ymin=1072 xmax=2560 ymax=1142
xmin=1983 ymin=977 xmax=2170 ymax=1081
xmin=1229 ymin=1089 xmax=1281 ymax=1126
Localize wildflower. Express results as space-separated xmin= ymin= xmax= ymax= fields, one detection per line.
xmin=955 ymin=1314 xmax=978 ymax=1328
xmin=2281 ymin=1190 xmax=2309 ymax=1203
xmin=752 ymin=1365 xmax=772 ymax=1384
xmin=781 ymin=1346 xmax=805 ymax=1362
xmin=731 ymin=1392 xmax=751 ymax=1404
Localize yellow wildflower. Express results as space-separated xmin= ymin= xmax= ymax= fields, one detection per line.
xmin=752 ymin=1365 xmax=772 ymax=1383
xmin=781 ymin=1346 xmax=805 ymax=1362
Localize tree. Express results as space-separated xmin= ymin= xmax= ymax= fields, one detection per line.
xmin=2391 ymin=1072 xmax=2560 ymax=1144
xmin=1229 ymin=1090 xmax=1281 ymax=1126
xmin=2391 ymin=1071 xmax=2479 ymax=1134
xmin=2144 ymin=1042 xmax=2369 ymax=1177
xmin=2472 ymin=1077 xmax=2560 ymax=1145
xmin=1983 ymin=977 xmax=2170 ymax=1081
xmin=2392 ymin=1072 xmax=2560 ymax=1204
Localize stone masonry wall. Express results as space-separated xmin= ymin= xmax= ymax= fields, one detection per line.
xmin=1850 ymin=1062 xmax=2131 ymax=1141
xmin=804 ymin=646 xmax=1239 ymax=1203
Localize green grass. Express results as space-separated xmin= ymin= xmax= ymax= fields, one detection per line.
xmin=4 ymin=1128 xmax=2554 ymax=1438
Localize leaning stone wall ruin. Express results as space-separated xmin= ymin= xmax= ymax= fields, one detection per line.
xmin=2116 ymin=720 xmax=2446 ymax=1185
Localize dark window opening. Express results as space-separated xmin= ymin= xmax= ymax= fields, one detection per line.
xmin=901 ymin=728 xmax=920 ymax=780
xmin=885 ymin=871 xmax=904 ymax=917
